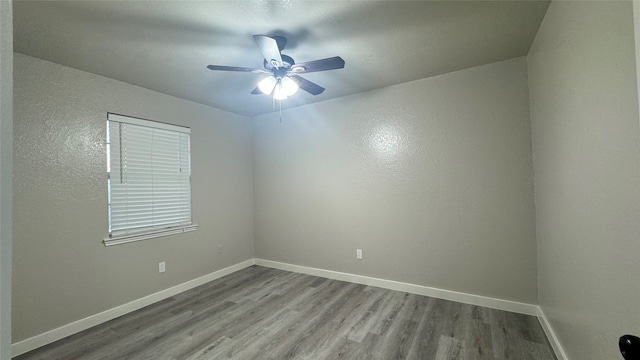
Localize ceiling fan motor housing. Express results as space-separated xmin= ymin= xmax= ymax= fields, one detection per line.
xmin=264 ymin=54 xmax=295 ymax=72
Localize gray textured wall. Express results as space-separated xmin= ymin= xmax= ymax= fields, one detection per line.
xmin=12 ymin=54 xmax=254 ymax=342
xmin=1 ymin=1 xmax=13 ymax=359
xmin=252 ymin=57 xmax=538 ymax=304
xmin=528 ymin=2 xmax=640 ymax=359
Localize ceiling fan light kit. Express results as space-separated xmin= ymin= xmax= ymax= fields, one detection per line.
xmin=207 ymin=34 xmax=345 ymax=101
xmin=258 ymin=75 xmax=299 ymax=100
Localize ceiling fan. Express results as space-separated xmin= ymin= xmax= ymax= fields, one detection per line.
xmin=207 ymin=35 xmax=345 ymax=100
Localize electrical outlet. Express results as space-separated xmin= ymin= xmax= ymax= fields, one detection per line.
xmin=356 ymin=249 xmax=363 ymax=260
xmin=217 ymin=244 xmax=222 ymax=254
xmin=159 ymin=261 xmax=166 ymax=273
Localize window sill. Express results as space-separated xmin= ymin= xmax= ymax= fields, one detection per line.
xmin=103 ymin=224 xmax=198 ymax=247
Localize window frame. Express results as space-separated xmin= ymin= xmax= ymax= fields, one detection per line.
xmin=104 ymin=113 xmax=197 ymax=247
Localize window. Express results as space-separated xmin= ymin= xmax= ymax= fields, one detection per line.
xmin=104 ymin=113 xmax=196 ymax=246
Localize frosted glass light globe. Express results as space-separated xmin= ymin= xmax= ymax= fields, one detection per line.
xmin=281 ymin=76 xmax=299 ymax=96
xmin=273 ymin=82 xmax=288 ymax=100
xmin=258 ymin=76 xmax=277 ymax=94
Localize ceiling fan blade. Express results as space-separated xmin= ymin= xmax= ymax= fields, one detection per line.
xmin=272 ymin=35 xmax=287 ymax=51
xmin=250 ymin=87 xmax=263 ymax=95
xmin=253 ymin=35 xmax=283 ymax=68
xmin=289 ymin=56 xmax=345 ymax=74
xmin=290 ymin=75 xmax=325 ymax=95
xmin=207 ymin=65 xmax=267 ymax=73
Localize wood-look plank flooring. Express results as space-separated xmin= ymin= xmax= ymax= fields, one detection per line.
xmin=15 ymin=266 xmax=557 ymax=360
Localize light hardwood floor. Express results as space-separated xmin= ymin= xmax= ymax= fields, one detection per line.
xmin=15 ymin=266 xmax=557 ymax=360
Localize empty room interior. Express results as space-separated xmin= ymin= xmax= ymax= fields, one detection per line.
xmin=2 ymin=0 xmax=640 ymax=359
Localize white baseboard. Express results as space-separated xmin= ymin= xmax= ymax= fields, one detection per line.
xmin=537 ymin=307 xmax=570 ymax=360
xmin=11 ymin=259 xmax=256 ymax=357
xmin=256 ymin=259 xmax=568 ymax=360
xmin=255 ymin=259 xmax=539 ymax=316
xmin=13 ymin=258 xmax=565 ymax=359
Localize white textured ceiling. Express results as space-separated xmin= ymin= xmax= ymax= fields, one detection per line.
xmin=13 ymin=1 xmax=550 ymax=117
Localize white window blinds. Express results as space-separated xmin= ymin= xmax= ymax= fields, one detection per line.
xmin=105 ymin=113 xmax=196 ymax=246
